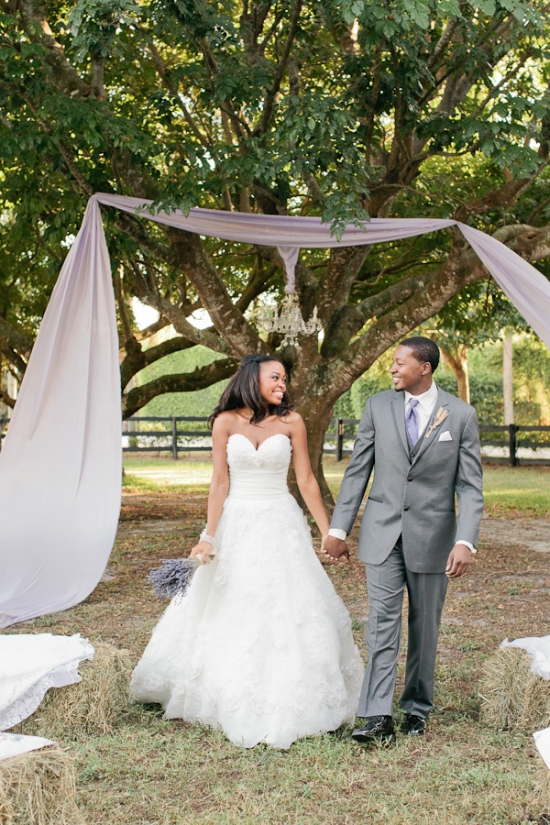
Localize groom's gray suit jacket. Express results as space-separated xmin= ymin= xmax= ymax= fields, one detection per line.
xmin=331 ymin=386 xmax=484 ymax=573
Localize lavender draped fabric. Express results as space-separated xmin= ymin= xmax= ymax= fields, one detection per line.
xmin=92 ymin=194 xmax=550 ymax=351
xmin=1 ymin=191 xmax=550 ymax=626
xmin=0 ymin=199 xmax=121 ymax=627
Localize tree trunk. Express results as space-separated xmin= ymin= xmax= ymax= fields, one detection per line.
xmin=305 ymin=408 xmax=336 ymax=508
xmin=287 ymin=395 xmax=337 ymax=513
xmin=503 ymin=332 xmax=514 ymax=424
xmin=440 ymin=343 xmax=470 ymax=403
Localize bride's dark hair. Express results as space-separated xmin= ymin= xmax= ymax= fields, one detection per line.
xmin=208 ymin=354 xmax=293 ymax=427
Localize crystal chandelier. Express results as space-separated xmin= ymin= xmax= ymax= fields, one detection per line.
xmin=260 ymin=292 xmax=322 ymax=347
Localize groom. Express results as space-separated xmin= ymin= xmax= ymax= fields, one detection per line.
xmin=323 ymin=337 xmax=483 ymax=744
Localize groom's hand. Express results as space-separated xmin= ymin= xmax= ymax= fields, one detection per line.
xmin=322 ymin=535 xmax=350 ymax=560
xmin=445 ymin=543 xmax=471 ymax=579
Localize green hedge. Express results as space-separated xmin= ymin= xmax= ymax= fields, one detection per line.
xmin=135 ymin=345 xmax=229 ymax=418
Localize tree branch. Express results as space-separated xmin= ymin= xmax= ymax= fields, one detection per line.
xmin=324 ymin=220 xmax=550 ymax=396
xmin=0 ymin=316 xmax=33 ymax=359
xmin=19 ymin=2 xmax=91 ymax=97
xmin=120 ymin=334 xmax=197 ymax=390
xmin=115 ymin=215 xmax=176 ymax=270
xmin=134 ymin=317 xmax=171 ymax=342
xmin=324 ymin=245 xmax=479 ymax=395
xmin=235 ymin=258 xmax=278 ymax=313
xmin=166 ymin=228 xmax=266 ymax=356
xmin=14 ymin=86 xmax=95 ymax=196
xmin=452 ymin=174 xmax=542 ymax=222
xmin=121 ymin=357 xmax=238 ymax=418
xmin=147 ymin=41 xmax=214 ymax=153
xmin=138 ymin=293 xmax=231 ymax=355
xmin=426 ymin=19 xmax=459 ymax=70
xmin=253 ymin=0 xmax=303 ymax=137
xmin=0 ymin=387 xmax=16 ymax=410
xmin=317 ymin=246 xmax=371 ymax=325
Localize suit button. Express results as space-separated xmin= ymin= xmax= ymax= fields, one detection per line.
xmin=403 ymin=505 xmax=410 ymax=511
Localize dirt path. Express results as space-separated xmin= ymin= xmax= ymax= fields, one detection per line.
xmin=480 ymin=515 xmax=550 ymax=553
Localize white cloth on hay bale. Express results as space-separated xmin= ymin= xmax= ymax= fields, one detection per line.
xmin=0 ymin=634 xmax=94 ymax=732
xmin=500 ymin=636 xmax=550 ymax=680
xmin=500 ymin=636 xmax=550 ymax=770
xmin=534 ymin=727 xmax=550 ymax=771
xmin=0 ymin=732 xmax=55 ymax=761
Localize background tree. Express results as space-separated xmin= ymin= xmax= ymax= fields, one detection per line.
xmin=2 ymin=0 xmax=550 ymax=499
xmin=424 ymin=279 xmax=528 ymax=403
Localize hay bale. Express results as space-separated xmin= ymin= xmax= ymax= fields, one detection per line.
xmin=20 ymin=643 xmax=132 ymax=740
xmin=0 ymin=780 xmax=13 ymax=825
xmin=0 ymin=748 xmax=84 ymax=825
xmin=480 ymin=647 xmax=550 ymax=733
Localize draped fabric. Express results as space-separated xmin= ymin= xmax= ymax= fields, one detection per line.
xmin=1 ymin=191 xmax=550 ymax=626
xmin=0 ymin=199 xmax=121 ymax=627
xmin=92 ymin=193 xmax=550 ymax=350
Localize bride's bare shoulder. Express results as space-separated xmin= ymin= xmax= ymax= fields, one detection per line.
xmin=212 ymin=411 xmax=237 ymax=435
xmin=214 ymin=411 xmax=237 ymax=424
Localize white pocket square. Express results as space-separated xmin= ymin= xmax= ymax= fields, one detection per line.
xmin=438 ymin=430 xmax=453 ymax=442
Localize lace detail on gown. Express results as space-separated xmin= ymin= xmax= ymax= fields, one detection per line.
xmin=0 ymin=634 xmax=94 ymax=731
xmin=130 ymin=433 xmax=364 ymax=748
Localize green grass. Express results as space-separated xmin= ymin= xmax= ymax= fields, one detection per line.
xmin=481 ymin=465 xmax=550 ymax=514
xmin=123 ymin=456 xmax=550 ymax=515
xmin=123 ymin=456 xmax=213 ymax=494
xmin=71 ymin=705 xmax=547 ymax=825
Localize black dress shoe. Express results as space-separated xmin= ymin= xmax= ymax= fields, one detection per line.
xmin=351 ymin=715 xmax=396 ymax=745
xmin=401 ymin=714 xmax=426 ymax=736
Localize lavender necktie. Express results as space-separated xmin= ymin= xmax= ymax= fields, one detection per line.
xmin=406 ymin=398 xmax=420 ymax=445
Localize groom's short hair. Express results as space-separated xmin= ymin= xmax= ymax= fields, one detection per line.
xmin=400 ymin=337 xmax=440 ymax=373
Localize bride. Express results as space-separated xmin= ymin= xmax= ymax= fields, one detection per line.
xmin=130 ymin=354 xmax=363 ymax=748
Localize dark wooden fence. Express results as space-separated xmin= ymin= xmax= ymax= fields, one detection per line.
xmin=120 ymin=416 xmax=550 ymax=466
xmin=122 ymin=416 xmax=210 ymax=460
xmin=326 ymin=419 xmax=550 ymax=466
xmin=477 ymin=423 xmax=550 ymax=466
xmin=2 ymin=415 xmax=550 ymax=466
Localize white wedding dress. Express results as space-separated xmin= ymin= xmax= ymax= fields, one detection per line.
xmin=130 ymin=433 xmax=364 ymax=748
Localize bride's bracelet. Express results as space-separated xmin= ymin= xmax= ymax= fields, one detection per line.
xmin=200 ymin=528 xmax=218 ymax=551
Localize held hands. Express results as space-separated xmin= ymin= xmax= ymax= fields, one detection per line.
xmin=321 ymin=534 xmax=350 ymax=561
xmin=445 ymin=543 xmax=471 ymax=579
xmin=190 ymin=540 xmax=215 ymax=565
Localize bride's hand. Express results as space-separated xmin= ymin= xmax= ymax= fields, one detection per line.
xmin=190 ymin=541 xmax=214 ymax=565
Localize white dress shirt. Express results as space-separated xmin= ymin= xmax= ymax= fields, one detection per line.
xmin=329 ymin=381 xmax=476 ymax=553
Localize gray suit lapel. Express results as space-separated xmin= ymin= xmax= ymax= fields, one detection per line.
xmin=411 ymin=387 xmax=449 ymax=465
xmin=390 ymin=391 xmax=410 ymax=461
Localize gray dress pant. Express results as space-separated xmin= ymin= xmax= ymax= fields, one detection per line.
xmin=357 ymin=538 xmax=448 ymax=719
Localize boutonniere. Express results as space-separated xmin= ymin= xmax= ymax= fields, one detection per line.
xmin=425 ymin=407 xmax=449 ymax=439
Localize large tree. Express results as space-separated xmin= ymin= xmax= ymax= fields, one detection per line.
xmin=425 ymin=279 xmax=528 ymax=403
xmin=2 ymin=0 xmax=550 ymax=498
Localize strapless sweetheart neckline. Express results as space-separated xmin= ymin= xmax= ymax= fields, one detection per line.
xmin=227 ymin=432 xmax=290 ymax=452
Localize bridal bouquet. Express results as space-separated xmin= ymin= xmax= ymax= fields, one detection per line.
xmin=148 ymin=558 xmax=200 ymax=600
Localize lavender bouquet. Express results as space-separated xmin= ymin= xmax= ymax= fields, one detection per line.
xmin=148 ymin=557 xmax=200 ymax=600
